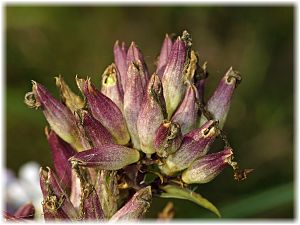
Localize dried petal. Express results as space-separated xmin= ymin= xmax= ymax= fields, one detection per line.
xmin=156 ymin=34 xmax=173 ymax=77
xmin=69 ymin=144 xmax=140 ymax=170
xmin=42 ymin=201 xmax=70 ymax=221
xmin=39 ymin=167 xmax=78 ymax=220
xmin=153 ymin=120 xmax=183 ymax=158
xmin=162 ymin=31 xmax=191 ymax=118
xmin=55 ymin=75 xmax=85 ymax=113
xmin=75 ymin=75 xmax=86 ymax=94
xmin=46 ymin=128 xmax=76 ymax=190
xmin=182 ymin=148 xmax=233 ymax=184
xmin=82 ymin=110 xmax=115 ymax=147
xmin=194 ymin=61 xmax=209 ymax=105
xmin=24 ymin=81 xmax=89 ymax=151
xmin=114 ymin=41 xmax=128 ymax=92
xmin=14 ymin=203 xmax=35 ymax=219
xmin=127 ymin=42 xmax=149 ymax=88
xmin=83 ymin=79 xmax=130 ymax=145
xmin=70 ymin=168 xmax=81 ymax=209
xmin=137 ymin=74 xmax=167 ymax=155
xmin=124 ymin=62 xmax=145 ymax=149
xmin=101 ymin=63 xmax=124 ymax=111
xmin=200 ymin=67 xmax=241 ymax=128
xmin=160 ymin=120 xmax=219 ymax=175
xmin=110 ymin=186 xmax=152 ymax=221
xmin=95 ymin=170 xmax=119 ymax=218
xmin=172 ymin=82 xmax=199 ymax=135
xmin=184 ymin=50 xmax=198 ymax=81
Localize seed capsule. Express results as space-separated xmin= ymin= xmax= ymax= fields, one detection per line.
xmin=153 ymin=120 xmax=183 ymax=158
xmin=24 ymin=81 xmax=89 ymax=151
xmin=156 ymin=34 xmax=173 ymax=77
xmin=39 ymin=167 xmax=78 ymax=220
xmin=127 ymin=41 xmax=150 ymax=89
xmin=172 ymin=82 xmax=199 ymax=135
xmin=124 ymin=62 xmax=146 ymax=149
xmin=95 ymin=170 xmax=119 ymax=218
xmin=110 ymin=186 xmax=152 ymax=221
xmin=114 ymin=41 xmax=128 ymax=93
xmin=200 ymin=67 xmax=241 ymax=128
xmin=137 ymin=74 xmax=167 ymax=155
xmin=162 ymin=31 xmax=190 ymax=119
xmin=101 ymin=63 xmax=124 ymax=111
xmin=182 ymin=148 xmax=233 ymax=184
xmin=160 ymin=120 xmax=219 ymax=175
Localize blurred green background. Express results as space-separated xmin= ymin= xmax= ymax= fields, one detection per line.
xmin=6 ymin=6 xmax=294 ymax=219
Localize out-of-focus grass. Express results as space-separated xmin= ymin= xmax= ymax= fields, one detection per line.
xmin=147 ymin=182 xmax=294 ymax=218
xmin=6 ymin=6 xmax=294 ymax=218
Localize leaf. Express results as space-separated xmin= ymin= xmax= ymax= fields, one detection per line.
xmin=159 ymin=184 xmax=221 ymax=218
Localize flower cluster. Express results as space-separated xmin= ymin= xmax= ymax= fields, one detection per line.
xmin=5 ymin=30 xmax=251 ymax=221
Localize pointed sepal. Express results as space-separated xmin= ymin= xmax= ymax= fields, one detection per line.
xmin=69 ymin=144 xmax=140 ymax=170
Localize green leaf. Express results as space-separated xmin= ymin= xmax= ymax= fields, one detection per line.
xmin=159 ymin=184 xmax=221 ymax=218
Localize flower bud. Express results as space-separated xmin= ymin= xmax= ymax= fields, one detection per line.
xmin=46 ymin=128 xmax=76 ymax=190
xmin=200 ymin=67 xmax=241 ymax=128
xmin=160 ymin=120 xmax=219 ymax=175
xmin=156 ymin=34 xmax=173 ymax=77
xmin=82 ymin=111 xmax=115 ymax=147
xmin=39 ymin=167 xmax=78 ymax=220
xmin=55 ymin=75 xmax=85 ymax=113
xmin=182 ymin=148 xmax=233 ymax=184
xmin=95 ymin=170 xmax=119 ymax=218
xmin=172 ymin=82 xmax=199 ymax=135
xmin=153 ymin=120 xmax=183 ymax=158
xmin=124 ymin=62 xmax=146 ymax=149
xmin=101 ymin=63 xmax=124 ymax=111
xmin=137 ymin=74 xmax=167 ymax=155
xmin=14 ymin=203 xmax=35 ymax=219
xmin=110 ymin=186 xmax=152 ymax=221
xmin=114 ymin=41 xmax=128 ymax=92
xmin=25 ymin=81 xmax=89 ymax=151
xmin=83 ymin=79 xmax=130 ymax=145
xmin=69 ymin=144 xmax=140 ymax=170
xmin=127 ymin=42 xmax=149 ymax=89
xmin=162 ymin=31 xmax=191 ymax=119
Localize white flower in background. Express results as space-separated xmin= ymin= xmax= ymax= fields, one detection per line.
xmin=5 ymin=161 xmax=43 ymax=219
